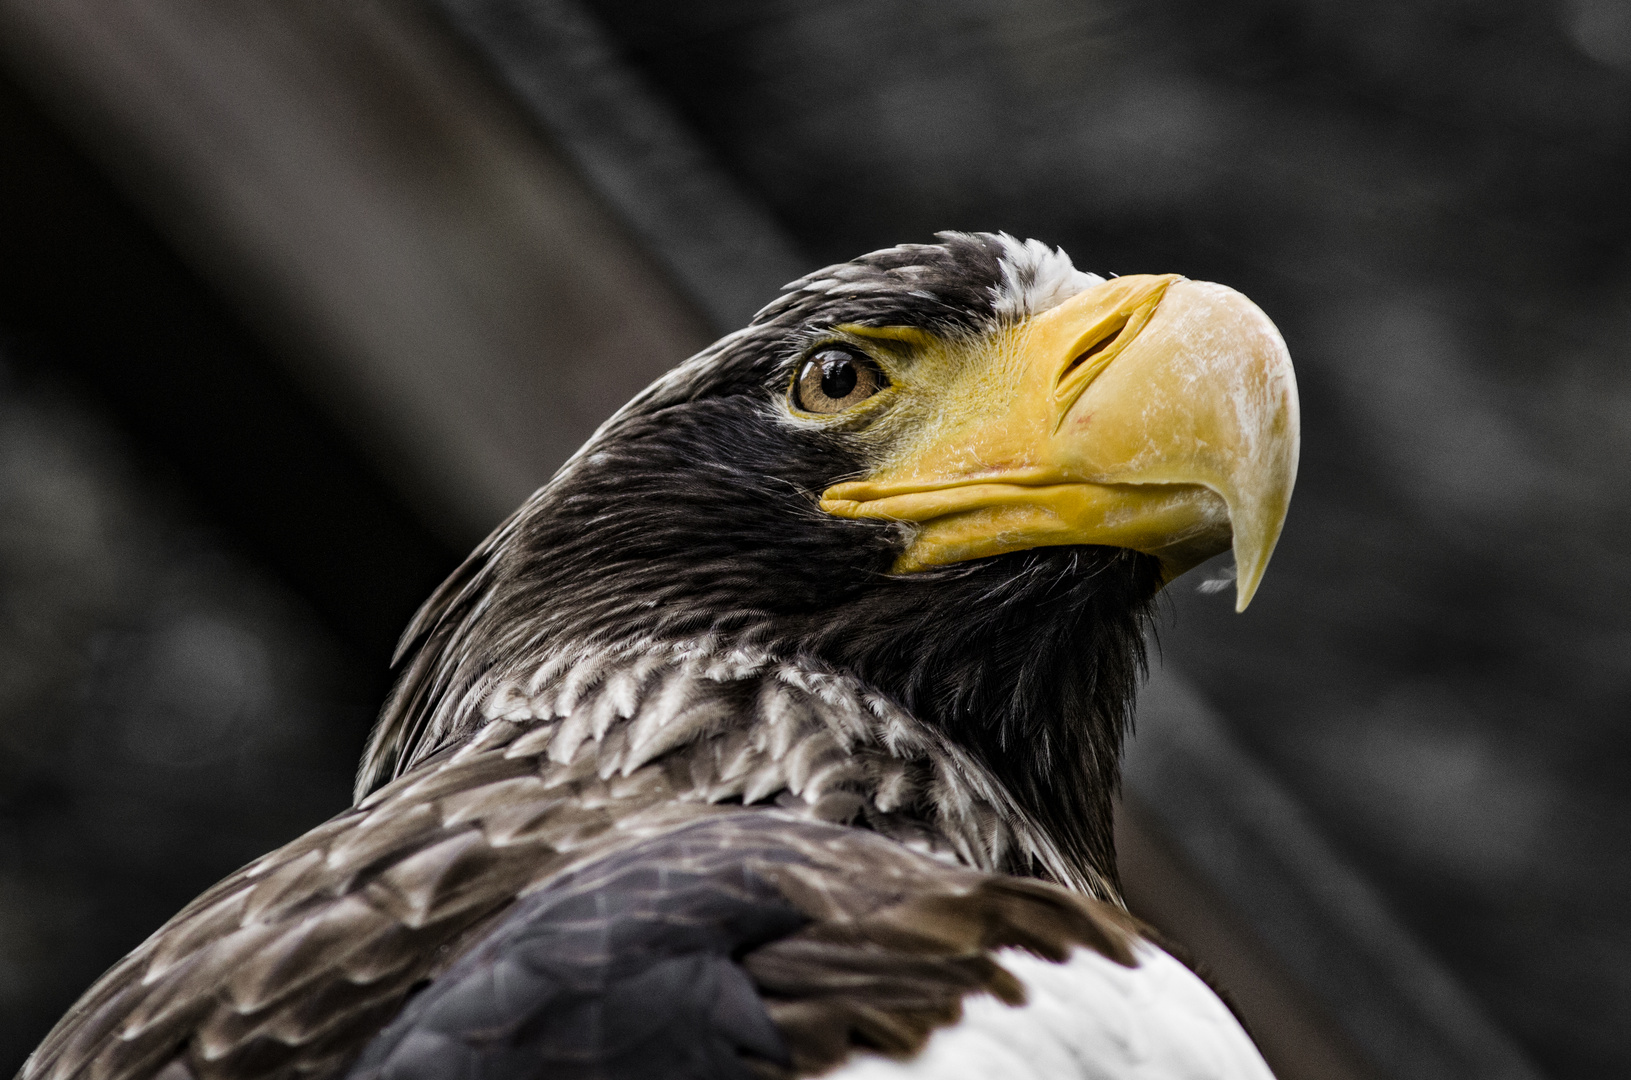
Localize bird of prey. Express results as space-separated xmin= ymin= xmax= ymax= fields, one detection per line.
xmin=21 ymin=232 xmax=1299 ymax=1080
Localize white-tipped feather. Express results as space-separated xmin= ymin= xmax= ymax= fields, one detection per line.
xmin=474 ymin=637 xmax=1110 ymax=894
xmin=990 ymin=233 xmax=1106 ymax=319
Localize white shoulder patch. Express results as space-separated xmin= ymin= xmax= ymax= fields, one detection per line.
xmin=990 ymin=234 xmax=1106 ymax=319
xmin=827 ymin=942 xmax=1273 ymax=1080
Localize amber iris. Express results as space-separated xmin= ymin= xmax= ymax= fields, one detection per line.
xmin=793 ymin=348 xmax=887 ymax=414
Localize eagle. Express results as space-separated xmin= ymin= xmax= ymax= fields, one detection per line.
xmin=21 ymin=232 xmax=1299 ymax=1080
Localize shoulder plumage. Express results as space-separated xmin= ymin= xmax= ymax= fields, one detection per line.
xmin=22 ymin=645 xmax=1121 ymax=1080
xmin=343 ymin=813 xmax=1192 ymax=1080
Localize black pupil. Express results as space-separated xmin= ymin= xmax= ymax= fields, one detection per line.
xmin=820 ymin=356 xmax=859 ymax=399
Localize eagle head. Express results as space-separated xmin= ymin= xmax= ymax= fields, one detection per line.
xmin=362 ymin=231 xmax=1299 ymax=888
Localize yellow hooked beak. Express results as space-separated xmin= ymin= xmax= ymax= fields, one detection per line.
xmin=819 ymin=274 xmax=1299 ymax=611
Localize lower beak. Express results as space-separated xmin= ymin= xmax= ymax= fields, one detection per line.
xmin=820 ymin=275 xmax=1300 ymax=611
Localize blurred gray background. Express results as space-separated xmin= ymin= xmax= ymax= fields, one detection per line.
xmin=0 ymin=2 xmax=1627 ymax=1079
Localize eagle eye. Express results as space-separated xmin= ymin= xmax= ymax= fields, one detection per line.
xmin=792 ymin=347 xmax=888 ymax=414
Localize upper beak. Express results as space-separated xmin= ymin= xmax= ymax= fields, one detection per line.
xmin=819 ymin=275 xmax=1300 ymax=611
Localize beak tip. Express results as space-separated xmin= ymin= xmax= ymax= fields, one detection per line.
xmin=1230 ymin=534 xmax=1277 ymax=612
xmin=1232 ymin=574 xmax=1260 ymax=613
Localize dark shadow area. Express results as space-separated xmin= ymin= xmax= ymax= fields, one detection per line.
xmin=0 ymin=70 xmax=459 ymax=665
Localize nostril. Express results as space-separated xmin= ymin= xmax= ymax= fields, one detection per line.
xmin=1061 ymin=315 xmax=1130 ymax=382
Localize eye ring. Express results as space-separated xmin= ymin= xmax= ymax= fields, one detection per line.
xmin=791 ymin=346 xmax=889 ymax=414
